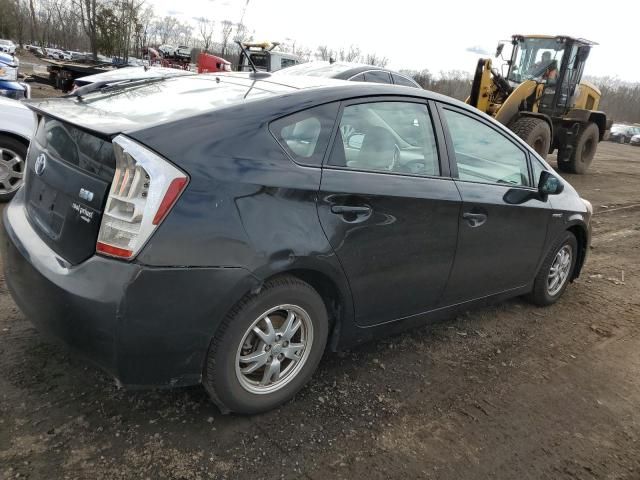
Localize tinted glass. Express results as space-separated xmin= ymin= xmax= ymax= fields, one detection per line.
xmin=350 ymin=73 xmax=365 ymax=82
xmin=34 ymin=117 xmax=115 ymax=181
xmin=270 ymin=103 xmax=339 ymax=166
xmin=363 ymin=70 xmax=391 ymax=84
xmin=329 ymin=102 xmax=439 ymax=176
xmin=392 ymin=74 xmax=418 ymax=88
xmin=443 ymin=109 xmax=530 ymax=186
xmin=280 ymin=58 xmax=297 ymax=69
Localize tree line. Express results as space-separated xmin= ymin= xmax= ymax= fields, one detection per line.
xmin=0 ymin=0 xmax=638 ymax=123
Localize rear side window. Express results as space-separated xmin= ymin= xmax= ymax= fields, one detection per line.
xmin=270 ymin=103 xmax=339 ymax=166
xmin=328 ymin=101 xmax=440 ymax=177
xmin=392 ymin=74 xmax=418 ymax=88
xmin=364 ymin=70 xmax=391 ymax=84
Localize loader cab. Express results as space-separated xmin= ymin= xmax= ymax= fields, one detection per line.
xmin=505 ymin=35 xmax=595 ymax=117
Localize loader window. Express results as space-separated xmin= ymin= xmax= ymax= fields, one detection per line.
xmin=443 ymin=109 xmax=530 ymax=187
xmin=509 ymin=37 xmax=565 ymax=83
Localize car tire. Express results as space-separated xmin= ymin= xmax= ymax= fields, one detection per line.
xmin=0 ymin=134 xmax=28 ymax=202
xmin=559 ymin=122 xmax=599 ymax=174
xmin=203 ymin=275 xmax=329 ymax=414
xmin=527 ymin=231 xmax=578 ymax=306
xmin=509 ymin=117 xmax=551 ymax=159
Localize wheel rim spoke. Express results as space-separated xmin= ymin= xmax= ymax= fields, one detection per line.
xmin=282 ymin=343 xmax=304 ymax=361
xmin=239 ymin=350 xmax=269 ymax=374
xmin=260 ymin=358 xmax=281 ymax=385
xmin=547 ymin=245 xmax=572 ymax=295
xmin=280 ymin=311 xmax=301 ymax=340
xmin=235 ymin=304 xmax=314 ymax=394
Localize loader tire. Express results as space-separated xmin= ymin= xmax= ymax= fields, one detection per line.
xmin=509 ymin=117 xmax=551 ymax=159
xmin=558 ymin=122 xmax=599 ymax=174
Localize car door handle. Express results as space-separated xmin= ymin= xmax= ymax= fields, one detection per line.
xmin=462 ymin=212 xmax=488 ymax=227
xmin=330 ymin=205 xmax=372 ymax=215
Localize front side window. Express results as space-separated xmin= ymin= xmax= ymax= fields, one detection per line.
xmin=329 ymin=101 xmax=439 ymax=177
xmin=443 ymin=109 xmax=530 ymax=186
xmin=270 ymin=103 xmax=338 ymax=166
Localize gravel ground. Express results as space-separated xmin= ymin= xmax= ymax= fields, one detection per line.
xmin=1 ymin=142 xmax=639 ymax=479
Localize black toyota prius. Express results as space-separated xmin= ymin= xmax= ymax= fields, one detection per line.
xmin=1 ymin=72 xmax=592 ymax=414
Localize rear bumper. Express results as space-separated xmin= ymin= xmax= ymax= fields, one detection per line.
xmin=1 ymin=192 xmax=258 ymax=388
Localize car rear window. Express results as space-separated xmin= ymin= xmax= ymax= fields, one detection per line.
xmin=270 ymin=103 xmax=339 ymax=167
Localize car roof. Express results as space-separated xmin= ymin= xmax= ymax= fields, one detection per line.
xmin=27 ymin=72 xmax=466 ymax=136
xmin=274 ymin=61 xmax=411 ymax=81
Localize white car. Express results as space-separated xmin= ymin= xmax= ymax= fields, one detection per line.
xmin=158 ymin=44 xmax=176 ymax=57
xmin=630 ymin=134 xmax=640 ymax=146
xmin=0 ymin=39 xmax=16 ymax=55
xmin=0 ymin=97 xmax=36 ymax=200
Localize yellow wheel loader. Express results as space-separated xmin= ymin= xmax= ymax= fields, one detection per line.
xmin=467 ymin=35 xmax=611 ymax=174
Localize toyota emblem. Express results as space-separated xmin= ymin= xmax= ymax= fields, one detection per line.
xmin=34 ymin=153 xmax=47 ymax=176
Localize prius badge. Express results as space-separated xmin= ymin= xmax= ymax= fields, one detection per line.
xmin=34 ymin=153 xmax=46 ymax=176
xmin=79 ymin=188 xmax=94 ymax=202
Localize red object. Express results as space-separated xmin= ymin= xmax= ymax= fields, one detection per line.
xmin=152 ymin=177 xmax=189 ymax=225
xmin=197 ymin=53 xmax=231 ymax=74
xmin=96 ymin=242 xmax=133 ymax=259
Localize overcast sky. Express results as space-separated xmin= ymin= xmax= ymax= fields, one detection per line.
xmin=149 ymin=0 xmax=640 ymax=82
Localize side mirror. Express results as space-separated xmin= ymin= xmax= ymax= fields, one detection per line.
xmin=495 ymin=42 xmax=505 ymax=58
xmin=538 ymin=170 xmax=564 ymax=196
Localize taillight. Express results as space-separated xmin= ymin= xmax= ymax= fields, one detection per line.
xmin=97 ymin=135 xmax=188 ymax=260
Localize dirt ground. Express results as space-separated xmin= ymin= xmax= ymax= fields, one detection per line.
xmin=1 ymin=142 xmax=639 ymax=479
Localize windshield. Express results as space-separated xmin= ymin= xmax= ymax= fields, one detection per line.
xmin=508 ymin=38 xmax=565 ymax=83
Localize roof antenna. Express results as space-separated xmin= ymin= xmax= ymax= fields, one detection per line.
xmin=236 ymin=40 xmax=257 ymax=73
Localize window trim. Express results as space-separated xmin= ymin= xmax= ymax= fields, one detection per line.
xmin=347 ymin=69 xmax=391 ymax=84
xmin=322 ymin=96 xmax=449 ymax=180
xmin=390 ymin=72 xmax=421 ymax=88
xmin=436 ymin=103 xmax=538 ymax=190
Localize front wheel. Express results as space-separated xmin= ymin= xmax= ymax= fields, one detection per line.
xmin=203 ymin=276 xmax=329 ymax=414
xmin=509 ymin=117 xmax=551 ymax=159
xmin=527 ymin=232 xmax=578 ymax=306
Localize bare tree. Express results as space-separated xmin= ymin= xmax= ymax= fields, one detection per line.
xmin=339 ymin=45 xmax=359 ymax=62
xmin=197 ymin=17 xmax=214 ymax=52
xmin=316 ymin=45 xmax=335 ymax=61
xmin=220 ymin=19 xmax=232 ymax=56
xmin=363 ymin=52 xmax=388 ymax=68
xmin=75 ymin=0 xmax=100 ymax=59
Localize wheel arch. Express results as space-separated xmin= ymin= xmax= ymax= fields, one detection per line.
xmin=567 ymin=223 xmax=589 ymax=280
xmin=259 ymin=267 xmax=353 ymax=352
xmin=588 ymin=111 xmax=608 ymax=141
xmin=0 ymin=131 xmax=30 ymax=149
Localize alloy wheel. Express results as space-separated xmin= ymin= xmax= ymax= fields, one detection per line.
xmin=547 ymin=245 xmax=572 ymax=296
xmin=0 ymin=147 xmax=24 ymax=196
xmin=235 ymin=304 xmax=313 ymax=394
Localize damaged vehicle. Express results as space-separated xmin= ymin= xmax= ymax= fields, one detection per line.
xmin=1 ymin=72 xmax=592 ymax=414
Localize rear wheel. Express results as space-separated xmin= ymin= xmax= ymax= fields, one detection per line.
xmin=0 ymin=135 xmax=27 ymax=202
xmin=558 ymin=122 xmax=599 ymax=174
xmin=509 ymin=117 xmax=551 ymax=159
xmin=203 ymin=276 xmax=329 ymax=414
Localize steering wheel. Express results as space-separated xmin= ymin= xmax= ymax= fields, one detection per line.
xmin=491 ymin=68 xmax=512 ymax=95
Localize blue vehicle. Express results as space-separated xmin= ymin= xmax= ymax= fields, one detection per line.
xmin=0 ymin=52 xmax=29 ymax=100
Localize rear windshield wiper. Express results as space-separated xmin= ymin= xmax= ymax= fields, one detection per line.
xmin=67 ymin=76 xmax=168 ymax=100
